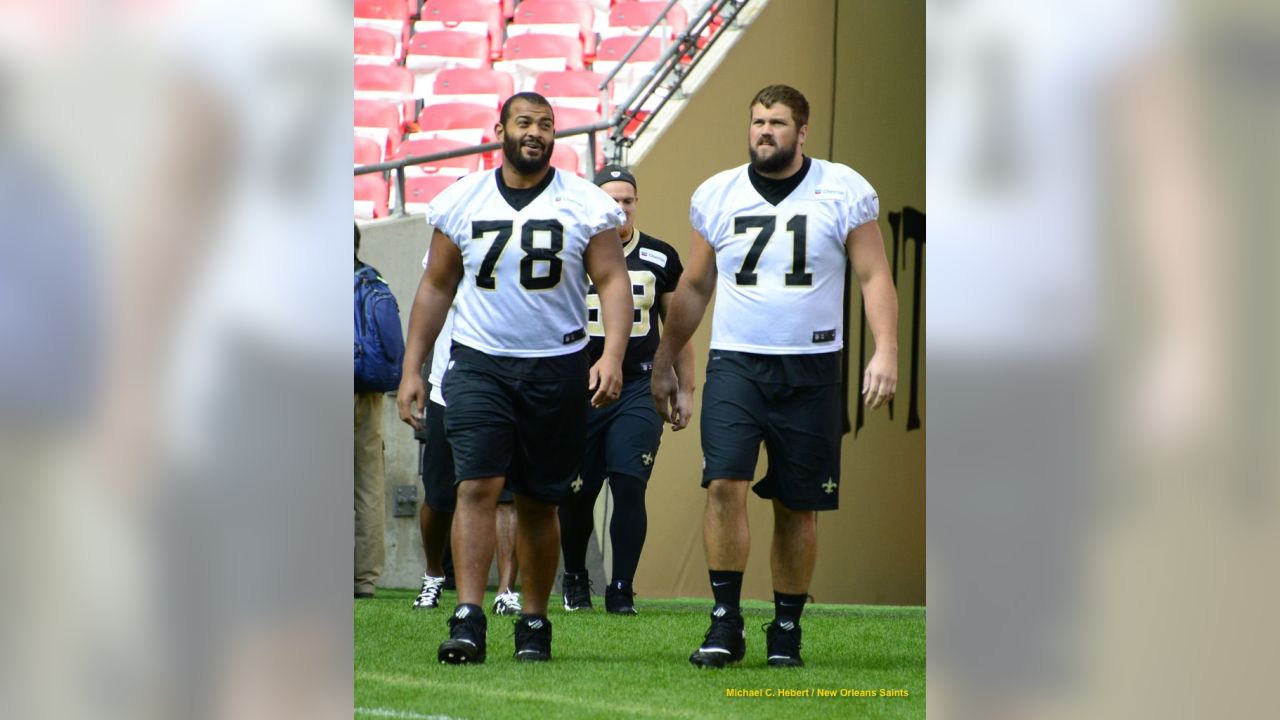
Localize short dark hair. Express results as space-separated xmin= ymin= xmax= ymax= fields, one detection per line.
xmin=750 ymin=84 xmax=809 ymax=128
xmin=354 ymin=222 xmax=361 ymax=253
xmin=500 ymin=91 xmax=554 ymax=125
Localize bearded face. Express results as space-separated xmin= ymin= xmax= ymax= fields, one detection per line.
xmin=499 ymin=100 xmax=555 ymax=174
xmin=747 ymin=103 xmax=806 ymax=174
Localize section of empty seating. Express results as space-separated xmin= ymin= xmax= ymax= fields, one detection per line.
xmin=356 ymin=0 xmax=718 ymax=218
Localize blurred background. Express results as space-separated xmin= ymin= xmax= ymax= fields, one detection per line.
xmin=0 ymin=0 xmax=1276 ymax=718
xmin=928 ymin=0 xmax=1280 ymax=718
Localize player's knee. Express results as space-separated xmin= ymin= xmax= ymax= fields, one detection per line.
xmin=608 ymin=473 xmax=645 ymax=504
xmin=706 ymin=479 xmax=746 ymax=508
xmin=456 ymin=477 xmax=503 ymax=505
xmin=774 ymin=503 xmax=816 ymax=532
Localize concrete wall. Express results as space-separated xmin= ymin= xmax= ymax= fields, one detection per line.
xmin=358 ymin=0 xmax=925 ymax=605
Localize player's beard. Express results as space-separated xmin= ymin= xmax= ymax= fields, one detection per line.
xmin=503 ymin=133 xmax=553 ymax=175
xmin=749 ymin=137 xmax=798 ymax=174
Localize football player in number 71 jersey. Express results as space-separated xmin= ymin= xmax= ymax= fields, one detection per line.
xmin=651 ymin=84 xmax=899 ymax=669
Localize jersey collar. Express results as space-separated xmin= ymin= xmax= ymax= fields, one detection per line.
xmin=621 ymin=229 xmax=641 ymax=257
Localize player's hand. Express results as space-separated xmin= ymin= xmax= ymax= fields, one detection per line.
xmin=650 ymin=361 xmax=679 ymax=424
xmin=588 ymin=357 xmax=623 ymax=408
xmin=396 ymin=373 xmax=426 ymax=430
xmin=862 ymin=349 xmax=898 ymax=410
xmin=670 ymin=389 xmax=694 ymax=431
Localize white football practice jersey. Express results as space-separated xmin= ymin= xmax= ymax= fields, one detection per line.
xmin=426 ymin=168 xmax=626 ymax=357
xmin=421 ymin=248 xmax=455 ymax=406
xmin=690 ymin=158 xmax=878 ymax=354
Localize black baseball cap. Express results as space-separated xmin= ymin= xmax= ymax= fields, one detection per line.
xmin=593 ymin=164 xmax=637 ymax=189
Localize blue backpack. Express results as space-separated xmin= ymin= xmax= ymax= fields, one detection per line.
xmin=354 ymin=264 xmax=405 ymax=392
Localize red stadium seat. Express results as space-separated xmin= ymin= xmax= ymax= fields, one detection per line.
xmin=354 ymin=64 xmax=415 ymax=95
xmin=549 ymin=105 xmax=604 ymax=173
xmin=354 ymin=64 xmax=416 ymax=123
xmin=394 ymin=137 xmax=484 ymax=177
xmin=549 ymin=105 xmax=601 ymax=131
xmin=415 ymin=102 xmax=499 ymax=146
xmin=355 ymin=174 xmax=390 ymax=219
xmin=355 ymin=27 xmax=398 ymax=64
xmin=594 ymin=34 xmax=661 ymax=64
xmin=433 ymin=67 xmax=516 ymax=105
xmin=403 ymin=176 xmax=458 ymax=214
xmin=606 ymin=1 xmax=688 ymax=41
xmin=497 ymin=32 xmax=584 ymax=91
xmin=415 ymin=0 xmax=505 ymax=61
xmin=510 ymin=0 xmax=597 ymax=59
xmin=355 ymin=135 xmax=384 ymax=166
xmin=549 ymin=143 xmax=582 ymax=176
xmin=532 ymin=70 xmax=611 ymax=114
xmin=417 ymin=102 xmax=499 ymax=131
xmin=355 ymin=99 xmax=403 ymax=128
xmin=501 ymin=32 xmax=584 ymax=69
xmin=355 ymin=0 xmax=411 ymax=48
xmin=592 ymin=35 xmax=661 ymax=105
xmin=355 ymin=0 xmax=410 ymax=22
xmin=405 ymin=30 xmax=490 ymax=75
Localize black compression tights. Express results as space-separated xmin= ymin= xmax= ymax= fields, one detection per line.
xmin=558 ymin=473 xmax=648 ymax=582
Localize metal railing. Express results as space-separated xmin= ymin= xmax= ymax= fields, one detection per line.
xmin=600 ymin=0 xmax=750 ymax=162
xmin=355 ymin=0 xmax=753 ymax=217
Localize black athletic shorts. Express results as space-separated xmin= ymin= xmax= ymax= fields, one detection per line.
xmin=700 ymin=350 xmax=843 ymax=511
xmin=573 ymin=375 xmax=663 ymax=497
xmin=442 ymin=344 xmax=589 ymax=505
xmin=420 ymin=397 xmax=513 ymax=512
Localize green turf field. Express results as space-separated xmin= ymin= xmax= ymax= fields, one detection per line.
xmin=355 ymin=589 xmax=925 ymax=719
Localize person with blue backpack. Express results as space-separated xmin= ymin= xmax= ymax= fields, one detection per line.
xmin=354 ymin=223 xmax=405 ymax=599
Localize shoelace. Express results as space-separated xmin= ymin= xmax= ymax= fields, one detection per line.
xmin=415 ymin=576 xmax=444 ymax=605
xmin=496 ymin=591 xmax=522 ymax=611
xmin=762 ymin=622 xmax=802 ymax=652
xmin=703 ymin=617 xmax=741 ymax=647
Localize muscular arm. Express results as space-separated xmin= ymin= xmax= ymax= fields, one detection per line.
xmin=657 ymin=292 xmax=697 ymax=430
xmin=651 ymin=230 xmax=716 ymax=423
xmin=396 ymin=229 xmax=462 ymax=428
xmin=583 ymin=227 xmax=631 ymax=407
xmin=847 ymin=219 xmax=899 ymax=409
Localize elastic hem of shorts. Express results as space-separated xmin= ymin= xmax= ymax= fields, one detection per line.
xmin=749 ymin=490 xmax=840 ymax=512
xmin=603 ymin=468 xmax=653 ymax=483
xmin=454 ymin=471 xmax=509 ymax=483
xmin=700 ymin=472 xmax=755 ymax=486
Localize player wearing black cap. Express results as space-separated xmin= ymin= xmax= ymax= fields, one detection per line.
xmin=558 ymin=165 xmax=696 ymax=615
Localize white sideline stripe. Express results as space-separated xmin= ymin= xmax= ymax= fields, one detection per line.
xmin=358 ymin=671 xmax=705 ymax=719
xmin=355 ymin=707 xmax=465 ymax=720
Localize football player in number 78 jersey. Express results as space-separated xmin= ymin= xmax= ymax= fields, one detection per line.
xmin=397 ymin=92 xmax=634 ymax=665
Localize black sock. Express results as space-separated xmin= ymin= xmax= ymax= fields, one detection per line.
xmin=557 ymin=477 xmax=602 ymax=574
xmin=453 ymin=603 xmax=484 ymax=619
xmin=709 ymin=570 xmax=744 ymax=611
xmin=607 ymin=474 xmax=647 ymax=583
xmin=774 ymin=591 xmax=807 ymax=622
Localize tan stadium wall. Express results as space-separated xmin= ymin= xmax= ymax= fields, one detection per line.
xmin=628 ymin=0 xmax=925 ymax=605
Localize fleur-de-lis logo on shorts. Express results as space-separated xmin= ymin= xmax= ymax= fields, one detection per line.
xmin=641 ymin=452 xmax=655 ymax=467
